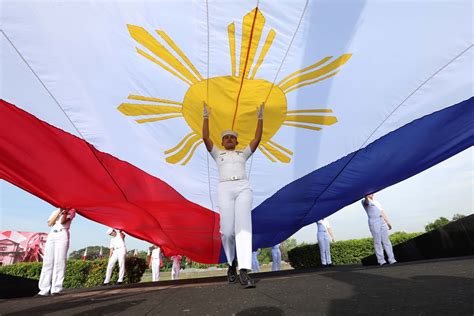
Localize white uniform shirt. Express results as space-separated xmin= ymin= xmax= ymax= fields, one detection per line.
xmin=109 ymin=233 xmax=126 ymax=250
xmin=210 ymin=145 xmax=253 ymax=182
xmin=48 ymin=209 xmax=76 ymax=231
xmin=362 ymin=198 xmax=383 ymax=221
xmin=151 ymin=247 xmax=160 ymax=259
xmin=317 ymin=218 xmax=331 ymax=233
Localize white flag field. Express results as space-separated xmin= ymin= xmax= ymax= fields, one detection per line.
xmin=0 ymin=0 xmax=472 ymax=263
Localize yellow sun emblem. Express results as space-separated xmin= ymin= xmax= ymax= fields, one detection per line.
xmin=118 ymin=8 xmax=351 ymax=165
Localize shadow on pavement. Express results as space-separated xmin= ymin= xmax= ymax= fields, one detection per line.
xmin=324 ymin=270 xmax=474 ymax=315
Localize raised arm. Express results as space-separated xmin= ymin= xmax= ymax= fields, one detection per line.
xmin=249 ymin=103 xmax=264 ymax=152
xmin=202 ymin=102 xmax=213 ymax=152
xmin=47 ymin=209 xmax=62 ymax=227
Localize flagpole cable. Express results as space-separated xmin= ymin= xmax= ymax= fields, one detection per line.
xmin=205 ymin=0 xmax=214 ymax=213
xmin=247 ymin=0 xmax=309 ymax=183
xmin=1 ymin=30 xmax=180 ymax=251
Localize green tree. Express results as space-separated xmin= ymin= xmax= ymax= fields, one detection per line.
xmin=69 ymin=246 xmax=109 ymax=260
xmin=281 ymin=238 xmax=298 ymax=262
xmin=452 ymin=213 xmax=466 ymax=221
xmin=424 ymin=217 xmax=450 ymax=232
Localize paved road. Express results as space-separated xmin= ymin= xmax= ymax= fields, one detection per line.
xmin=1 ymin=256 xmax=473 ymax=315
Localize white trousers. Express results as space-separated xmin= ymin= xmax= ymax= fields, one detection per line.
xmin=151 ymin=258 xmax=160 ymax=281
xmin=271 ymin=248 xmax=282 ymax=271
xmin=317 ymin=231 xmax=332 ymax=265
xmin=171 ymin=264 xmax=180 ymax=280
xmin=104 ymin=248 xmax=126 ymax=283
xmin=369 ymin=219 xmax=396 ymax=265
xmin=251 ymin=252 xmax=260 ymax=272
xmin=38 ymin=230 xmax=70 ymax=295
xmin=218 ymin=180 xmax=253 ymax=270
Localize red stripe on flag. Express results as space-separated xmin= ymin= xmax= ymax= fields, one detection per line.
xmin=0 ymin=99 xmax=221 ymax=264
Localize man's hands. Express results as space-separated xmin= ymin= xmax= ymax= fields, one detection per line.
xmin=203 ymin=102 xmax=209 ymax=118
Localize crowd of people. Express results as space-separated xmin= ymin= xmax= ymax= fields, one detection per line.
xmin=36 ymin=102 xmax=396 ymax=295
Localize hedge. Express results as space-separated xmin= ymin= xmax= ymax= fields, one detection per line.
xmin=0 ymin=257 xmax=147 ymax=288
xmin=288 ymin=232 xmax=421 ymax=269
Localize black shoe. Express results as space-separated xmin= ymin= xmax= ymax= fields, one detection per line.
xmin=115 ymin=281 xmax=123 ymax=285
xmin=239 ymin=269 xmax=256 ymax=289
xmin=101 ymin=283 xmax=109 ymax=286
xmin=227 ymin=259 xmax=238 ymax=283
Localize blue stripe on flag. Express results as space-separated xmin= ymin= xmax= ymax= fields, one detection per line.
xmin=251 ymin=97 xmax=474 ymax=251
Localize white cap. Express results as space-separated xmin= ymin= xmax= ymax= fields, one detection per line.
xmin=106 ymin=228 xmax=115 ymax=235
xmin=221 ymin=130 xmax=238 ymax=138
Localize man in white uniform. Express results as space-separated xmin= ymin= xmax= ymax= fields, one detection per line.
xmin=271 ymin=244 xmax=282 ymax=271
xmin=202 ymin=102 xmax=264 ymax=288
xmin=38 ymin=208 xmax=75 ymax=296
xmin=362 ymin=194 xmax=397 ymax=265
xmin=316 ymin=218 xmax=336 ymax=267
xmin=171 ymin=255 xmax=182 ymax=280
xmin=103 ymin=228 xmax=127 ymax=285
xmin=149 ymin=245 xmax=161 ymax=282
xmin=251 ymin=250 xmax=260 ymax=272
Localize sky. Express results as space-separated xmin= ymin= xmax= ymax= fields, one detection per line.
xmin=1 ymin=147 xmax=472 ymax=254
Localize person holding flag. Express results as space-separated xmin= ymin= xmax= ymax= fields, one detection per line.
xmin=37 ymin=207 xmax=75 ymax=296
xmin=362 ymin=194 xmax=397 ymax=265
xmin=149 ymin=245 xmax=161 ymax=282
xmin=271 ymin=244 xmax=282 ymax=271
xmin=316 ymin=218 xmax=336 ymax=267
xmin=202 ymin=102 xmax=264 ymax=288
xmin=171 ymin=255 xmax=182 ymax=280
xmin=103 ymin=228 xmax=127 ymax=285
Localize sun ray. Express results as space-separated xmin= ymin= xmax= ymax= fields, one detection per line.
xmin=181 ymin=140 xmax=204 ymax=165
xmin=165 ymin=132 xmax=196 ymax=155
xmin=156 ymin=30 xmax=204 ymax=81
xmin=277 ymin=56 xmax=332 ymax=87
xmin=136 ymin=48 xmax=193 ymax=85
xmin=282 ymin=122 xmax=321 ymax=131
xmin=127 ymin=95 xmax=183 ymax=105
xmin=239 ymin=8 xmax=265 ymax=78
xmin=267 ymin=140 xmax=294 ymax=156
xmin=228 ymin=23 xmax=237 ymax=77
xmin=260 ymin=142 xmax=292 ymax=163
xmin=287 ymin=109 xmax=333 ymax=114
xmin=279 ymin=54 xmax=352 ymax=92
xmin=165 ymin=133 xmax=202 ymax=164
xmin=249 ymin=29 xmax=276 ymax=79
xmin=284 ymin=71 xmax=339 ymax=94
xmin=118 ymin=103 xmax=182 ymax=116
xmin=128 ymin=24 xmax=200 ymax=84
xmin=136 ymin=114 xmax=183 ymax=124
xmin=284 ymin=113 xmax=338 ymax=126
xmin=258 ymin=145 xmax=277 ymax=162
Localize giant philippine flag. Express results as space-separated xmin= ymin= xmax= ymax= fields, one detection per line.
xmin=1 ymin=0 xmax=472 ymax=263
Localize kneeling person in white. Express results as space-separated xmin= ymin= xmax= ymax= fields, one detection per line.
xmin=316 ymin=218 xmax=335 ymax=266
xmin=103 ymin=228 xmax=126 ymax=285
xmin=362 ymin=194 xmax=396 ymax=265
xmin=202 ymin=102 xmax=264 ymax=288
xmin=38 ymin=208 xmax=75 ymax=296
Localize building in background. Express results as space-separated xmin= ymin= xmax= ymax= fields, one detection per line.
xmin=0 ymin=231 xmax=48 ymax=265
